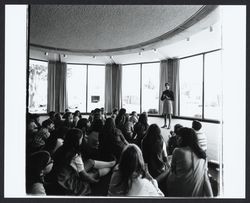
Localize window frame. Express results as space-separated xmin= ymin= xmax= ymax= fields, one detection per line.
xmin=122 ymin=61 xmax=160 ymax=115
xmin=28 ymin=58 xmax=49 ymax=114
xmin=179 ymin=49 xmax=222 ymax=121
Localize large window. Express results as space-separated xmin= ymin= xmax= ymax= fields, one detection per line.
xmin=122 ymin=64 xmax=141 ymax=113
xmin=204 ymin=51 xmax=222 ymax=120
xmin=87 ymin=65 xmax=105 ymax=112
xmin=179 ymin=55 xmax=203 ymax=118
xmin=179 ymin=50 xmax=222 ymax=120
xmin=28 ymin=60 xmax=48 ymax=113
xmin=142 ymin=63 xmax=160 ymax=114
xmin=122 ymin=63 xmax=160 ymax=114
xmin=67 ymin=64 xmax=87 ymax=112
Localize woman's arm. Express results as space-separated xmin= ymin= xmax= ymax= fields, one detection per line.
xmin=160 ymin=92 xmax=166 ymax=101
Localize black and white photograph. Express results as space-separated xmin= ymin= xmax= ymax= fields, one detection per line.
xmin=4 ymin=3 xmax=246 ymax=199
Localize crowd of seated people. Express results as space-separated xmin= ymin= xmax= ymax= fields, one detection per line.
xmin=26 ymin=108 xmax=214 ymax=197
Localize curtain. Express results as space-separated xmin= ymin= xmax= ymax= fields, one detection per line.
xmin=47 ymin=60 xmax=68 ymax=113
xmin=105 ymin=64 xmax=113 ymax=113
xmin=159 ymin=60 xmax=168 ymax=115
xmin=112 ymin=64 xmax=122 ymax=111
xmin=47 ymin=61 xmax=57 ymax=112
xmin=56 ymin=62 xmax=68 ymax=113
xmin=104 ymin=63 xmax=122 ymax=113
xmin=172 ymin=59 xmax=180 ymax=116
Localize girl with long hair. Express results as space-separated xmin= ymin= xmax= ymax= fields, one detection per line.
xmin=141 ymin=124 xmax=169 ymax=181
xmin=108 ymin=144 xmax=164 ymax=196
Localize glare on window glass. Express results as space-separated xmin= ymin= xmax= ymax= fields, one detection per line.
xmin=28 ymin=60 xmax=48 ymax=113
xmin=87 ymin=65 xmax=105 ymax=112
xmin=179 ymin=55 xmax=203 ymax=118
xmin=204 ymin=51 xmax=222 ymax=120
xmin=142 ymin=63 xmax=160 ymax=114
xmin=122 ymin=65 xmax=140 ymax=113
xmin=67 ymin=64 xmax=87 ymax=112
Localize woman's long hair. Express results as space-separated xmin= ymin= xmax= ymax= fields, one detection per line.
xmin=138 ymin=112 xmax=148 ymax=128
xmin=115 ymin=108 xmax=126 ymax=127
xmin=142 ymin=124 xmax=165 ymax=177
xmin=56 ymin=128 xmax=83 ymax=164
xmin=177 ymin=127 xmax=206 ymax=159
xmin=117 ymin=144 xmax=146 ymax=194
xmin=142 ymin=124 xmax=164 ymax=158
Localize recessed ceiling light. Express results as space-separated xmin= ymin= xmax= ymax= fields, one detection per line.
xmin=209 ymin=26 xmax=213 ymax=32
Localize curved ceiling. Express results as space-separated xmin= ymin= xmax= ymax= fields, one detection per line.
xmin=30 ymin=5 xmax=217 ymax=55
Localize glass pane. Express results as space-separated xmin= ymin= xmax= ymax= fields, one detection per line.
xmin=179 ymin=55 xmax=203 ymax=118
xmin=204 ymin=51 xmax=222 ymax=120
xmin=28 ymin=60 xmax=48 ymax=113
xmin=142 ymin=63 xmax=160 ymax=114
xmin=122 ymin=64 xmax=140 ymax=113
xmin=87 ymin=65 xmax=105 ymax=112
xmin=67 ymin=64 xmax=87 ymax=112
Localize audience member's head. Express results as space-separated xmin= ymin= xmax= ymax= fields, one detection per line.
xmin=118 ymin=144 xmax=146 ymax=194
xmin=89 ymin=118 xmax=103 ymax=134
xmin=42 ymin=119 xmax=55 ymax=132
xmin=93 ymin=108 xmax=102 ymax=120
xmin=74 ymin=110 xmax=81 ymax=117
xmin=103 ymin=117 xmax=116 ymax=135
xmin=76 ymin=118 xmax=90 ymax=134
xmin=138 ymin=112 xmax=148 ymax=126
xmin=27 ymin=150 xmax=53 ymax=178
xmin=112 ymin=108 xmax=118 ymax=115
xmin=176 ymin=127 xmax=206 ymax=159
xmin=64 ymin=112 xmax=73 ymax=123
xmin=192 ymin=120 xmax=202 ymax=131
xmin=63 ymin=128 xmax=83 ymax=151
xmin=48 ymin=111 xmax=56 ymax=121
xmin=55 ymin=112 xmax=62 ymax=120
xmin=174 ymin=124 xmax=183 ymax=134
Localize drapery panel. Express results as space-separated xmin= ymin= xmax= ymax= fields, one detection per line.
xmin=47 ymin=60 xmax=68 ymax=113
xmin=105 ymin=63 xmax=122 ymax=113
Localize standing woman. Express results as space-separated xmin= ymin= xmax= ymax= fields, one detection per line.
xmin=161 ymin=82 xmax=174 ymax=129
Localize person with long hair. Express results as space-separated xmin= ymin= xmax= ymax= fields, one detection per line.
xmin=108 ymin=144 xmax=164 ymax=196
xmin=115 ymin=108 xmax=127 ymax=128
xmin=166 ymin=127 xmax=213 ymax=197
xmin=141 ymin=124 xmax=169 ymax=181
xmin=133 ymin=112 xmax=149 ymax=147
xmin=99 ymin=118 xmax=128 ymax=161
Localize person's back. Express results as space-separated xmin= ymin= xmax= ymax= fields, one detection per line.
xmin=109 ymin=166 xmax=163 ymax=197
xmin=167 ymin=147 xmax=209 ymax=197
xmin=108 ymin=144 xmax=163 ymax=197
